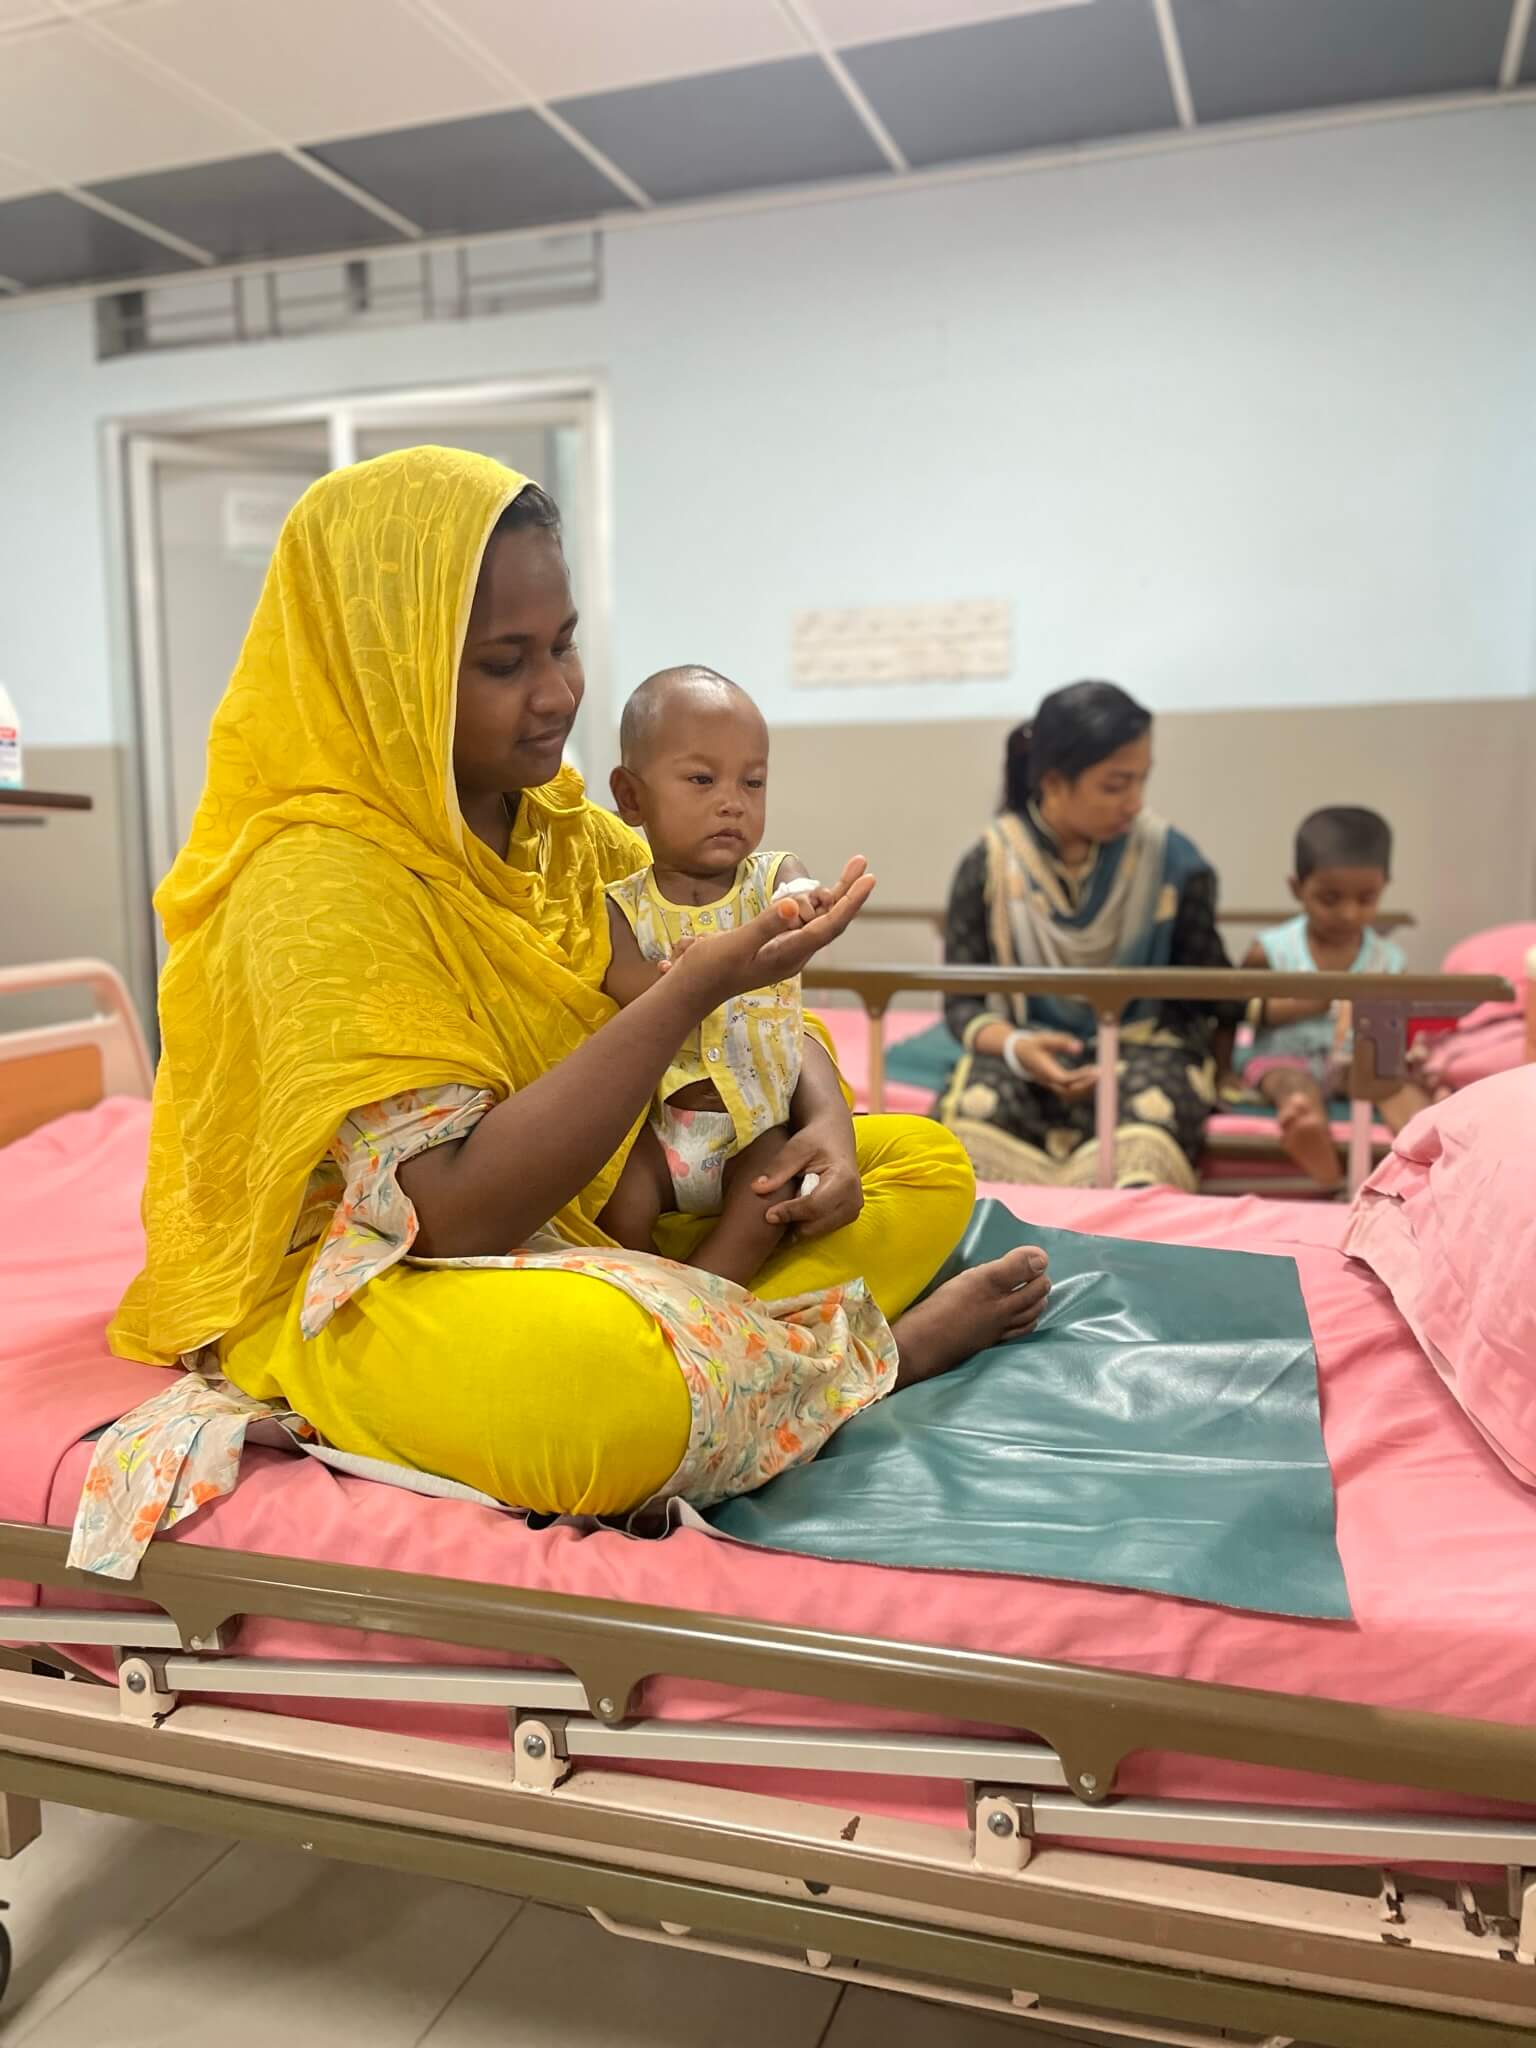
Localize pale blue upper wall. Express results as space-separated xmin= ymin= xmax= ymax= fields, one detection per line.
xmin=2 ymin=102 xmax=1531 ymax=751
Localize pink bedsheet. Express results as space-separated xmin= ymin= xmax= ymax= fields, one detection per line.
xmin=818 ymin=1005 xmax=937 ymax=1116
xmin=4 ymin=1100 xmax=1532 ymax=1840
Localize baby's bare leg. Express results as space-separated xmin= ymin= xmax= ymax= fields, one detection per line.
xmin=597 ymin=1124 xmax=672 ymax=1254
xmin=1260 ymin=1068 xmax=1342 ymax=1190
xmin=688 ymin=1127 xmax=793 ymax=1289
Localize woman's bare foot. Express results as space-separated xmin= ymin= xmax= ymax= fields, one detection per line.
xmin=1275 ymin=1095 xmax=1344 ymax=1190
xmin=889 ymin=1246 xmax=1050 ymax=1389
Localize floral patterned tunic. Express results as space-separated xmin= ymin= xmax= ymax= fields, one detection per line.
xmin=69 ymin=1086 xmax=897 ymax=1579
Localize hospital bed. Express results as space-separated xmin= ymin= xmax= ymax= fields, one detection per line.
xmin=4 ymin=955 xmax=1535 ymax=2048
xmin=831 ymin=906 xmax=1428 ymax=1196
xmin=805 ymin=958 xmax=1474 ymax=1199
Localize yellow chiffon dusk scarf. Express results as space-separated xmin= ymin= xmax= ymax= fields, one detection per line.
xmin=111 ymin=446 xmax=645 ymax=1367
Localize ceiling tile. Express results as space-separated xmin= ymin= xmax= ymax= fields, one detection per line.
xmin=0 ymin=188 xmax=198 ymax=287
xmin=0 ymin=0 xmax=142 ymax=32
xmin=0 ymin=157 xmax=45 ymax=202
xmin=308 ymin=108 xmax=639 ymax=236
xmin=108 ymin=0 xmax=513 ymax=146
xmin=844 ymin=0 xmax=1176 ymax=167
xmin=0 ymin=19 xmax=257 ymax=182
xmin=1171 ymin=0 xmax=1511 ymax=123
xmin=555 ymin=56 xmax=889 ymax=204
xmin=87 ymin=152 xmax=409 ymax=263
xmin=433 ymin=0 xmax=804 ymax=99
xmin=815 ymin=0 xmax=1093 ymax=47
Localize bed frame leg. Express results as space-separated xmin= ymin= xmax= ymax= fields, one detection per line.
xmin=1094 ymin=1014 xmax=1120 ymax=1189
xmin=1346 ymin=1098 xmax=1374 ymax=1197
xmin=865 ymin=1002 xmax=887 ymax=1117
xmin=0 ymin=1793 xmax=41 ymax=1860
xmin=1517 ymin=1867 xmax=1536 ymax=1966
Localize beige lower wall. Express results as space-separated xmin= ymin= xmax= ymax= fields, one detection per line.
xmin=770 ymin=697 xmax=1536 ymax=979
xmin=6 ymin=704 xmax=1532 ymax=1038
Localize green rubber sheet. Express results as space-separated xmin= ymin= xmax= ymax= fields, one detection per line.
xmin=709 ymin=1201 xmax=1350 ymax=1619
xmin=886 ymin=1019 xmax=961 ymax=1101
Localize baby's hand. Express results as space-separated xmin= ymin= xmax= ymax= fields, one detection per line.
xmin=772 ymin=877 xmax=832 ymax=926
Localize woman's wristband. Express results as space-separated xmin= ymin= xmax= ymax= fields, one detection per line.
xmin=1001 ymin=1031 xmax=1031 ymax=1080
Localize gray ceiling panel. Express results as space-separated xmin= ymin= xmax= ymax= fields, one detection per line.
xmin=87 ymin=151 xmax=406 ymax=263
xmin=555 ymin=55 xmax=889 ymax=203
xmin=308 ymin=108 xmax=637 ymax=236
xmin=842 ymin=0 xmax=1177 ymax=168
xmin=0 ymin=190 xmax=197 ymax=289
xmin=1522 ymin=12 xmax=1536 ymax=84
xmin=1172 ymin=0 xmax=1512 ymax=123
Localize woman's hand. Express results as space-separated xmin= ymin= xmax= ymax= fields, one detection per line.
xmin=752 ymin=1111 xmax=862 ymax=1238
xmin=1008 ymin=1029 xmax=1098 ymax=1100
xmin=669 ymin=858 xmax=874 ymax=1012
xmin=781 ymin=882 xmax=841 ymax=924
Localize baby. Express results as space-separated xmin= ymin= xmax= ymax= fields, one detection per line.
xmin=599 ymin=666 xmax=834 ymax=1283
xmin=1240 ymin=806 xmax=1419 ymax=1188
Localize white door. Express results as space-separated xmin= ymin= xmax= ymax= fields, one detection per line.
xmin=345 ymin=400 xmax=607 ymax=785
xmin=124 ymin=388 xmax=608 ymax=991
xmin=129 ymin=436 xmax=326 ymax=909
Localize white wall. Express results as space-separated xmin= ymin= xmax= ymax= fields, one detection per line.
xmin=1 ymin=296 xmax=609 ymax=750
xmin=1 ymin=102 xmax=1532 ymax=759
xmin=607 ymin=104 xmax=1536 ymax=730
xmin=0 ymin=300 xmax=120 ymax=751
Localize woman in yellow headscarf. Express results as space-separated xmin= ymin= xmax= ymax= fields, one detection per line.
xmin=107 ymin=448 xmax=1050 ymax=1527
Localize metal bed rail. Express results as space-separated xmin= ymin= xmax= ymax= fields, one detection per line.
xmin=0 ymin=958 xmax=152 ymax=1148
xmin=857 ymin=906 xmax=1418 ymax=936
xmin=4 ymin=1516 xmax=1536 ymax=1818
xmin=803 ymin=964 xmax=1513 ymax=1194
xmin=5 ymin=1518 xmax=1536 ymax=2044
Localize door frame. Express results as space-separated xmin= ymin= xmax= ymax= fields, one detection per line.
xmin=103 ymin=373 xmax=612 ymax=1028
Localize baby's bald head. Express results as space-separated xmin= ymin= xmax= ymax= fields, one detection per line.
xmin=619 ymin=665 xmax=762 ymax=768
xmin=611 ymin=665 xmax=771 ymax=883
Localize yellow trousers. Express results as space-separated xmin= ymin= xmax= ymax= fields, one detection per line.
xmin=222 ymin=1116 xmax=974 ymax=1518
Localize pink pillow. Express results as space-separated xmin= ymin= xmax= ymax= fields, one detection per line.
xmin=1438 ymin=922 xmax=1535 ymax=1029
xmin=1419 ymin=923 xmax=1535 ymax=1090
xmin=1424 ymin=1014 xmax=1528 ymax=1093
xmin=1345 ymin=1068 xmax=1536 ymax=1486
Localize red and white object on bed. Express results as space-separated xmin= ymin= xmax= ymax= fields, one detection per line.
xmin=1418 ymin=923 xmax=1536 ymax=1094
xmin=6 ymin=1096 xmax=1536 ymax=1847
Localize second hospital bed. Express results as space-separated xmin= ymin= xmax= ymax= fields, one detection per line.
xmin=2 ymin=955 xmax=1534 ymax=2048
xmin=832 ymin=904 xmax=1431 ymax=1195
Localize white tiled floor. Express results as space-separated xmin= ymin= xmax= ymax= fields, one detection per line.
xmin=0 ymin=1806 xmax=1048 ymax=2046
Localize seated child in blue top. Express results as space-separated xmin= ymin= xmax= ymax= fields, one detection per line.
xmin=1240 ymin=806 xmax=1421 ymax=1189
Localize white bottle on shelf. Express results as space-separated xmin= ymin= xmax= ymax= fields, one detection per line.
xmin=0 ymin=683 xmax=21 ymax=789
